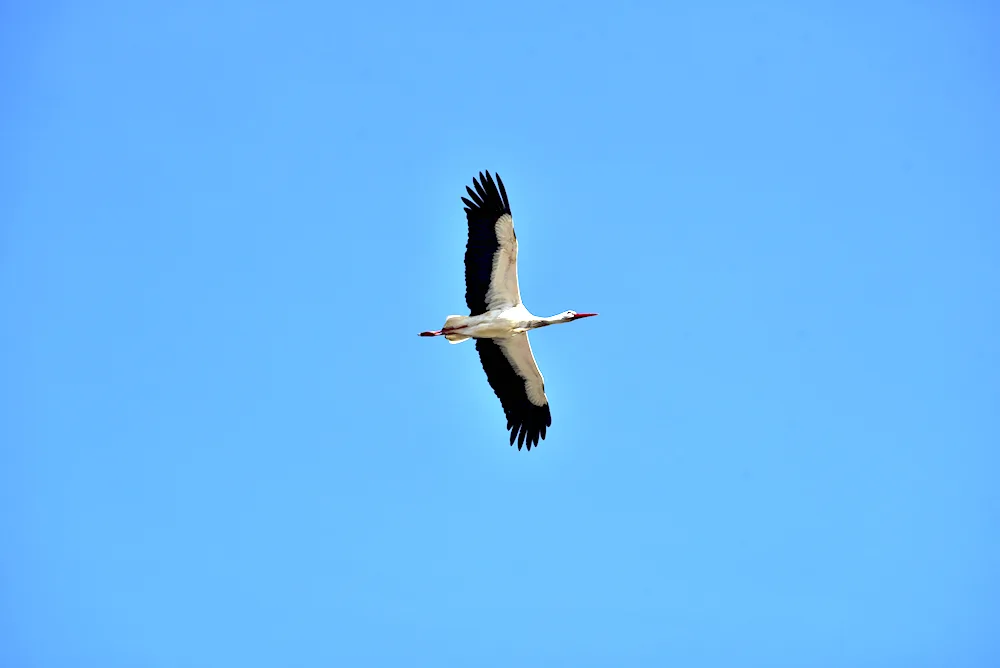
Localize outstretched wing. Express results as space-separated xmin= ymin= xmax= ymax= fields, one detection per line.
xmin=475 ymin=334 xmax=551 ymax=450
xmin=461 ymin=171 xmax=521 ymax=316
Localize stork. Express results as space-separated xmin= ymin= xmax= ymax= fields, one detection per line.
xmin=419 ymin=171 xmax=597 ymax=450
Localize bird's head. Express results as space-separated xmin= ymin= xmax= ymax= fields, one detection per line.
xmin=560 ymin=310 xmax=598 ymax=323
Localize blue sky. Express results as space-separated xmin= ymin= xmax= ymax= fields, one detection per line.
xmin=2 ymin=1 xmax=998 ymax=665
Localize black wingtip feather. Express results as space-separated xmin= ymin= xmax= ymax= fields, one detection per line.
xmin=495 ymin=173 xmax=509 ymax=211
xmin=465 ymin=186 xmax=483 ymax=206
xmin=473 ymin=178 xmax=488 ymax=202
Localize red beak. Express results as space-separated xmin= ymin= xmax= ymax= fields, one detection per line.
xmin=573 ymin=312 xmax=598 ymax=319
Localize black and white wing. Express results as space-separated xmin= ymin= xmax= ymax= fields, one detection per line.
xmin=476 ymin=335 xmax=551 ymax=450
xmin=461 ymin=171 xmax=521 ymax=316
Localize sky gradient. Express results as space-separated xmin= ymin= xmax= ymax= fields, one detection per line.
xmin=2 ymin=1 xmax=998 ymax=666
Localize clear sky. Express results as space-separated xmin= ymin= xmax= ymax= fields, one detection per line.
xmin=2 ymin=1 xmax=998 ymax=666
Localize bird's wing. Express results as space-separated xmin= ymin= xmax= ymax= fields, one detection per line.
xmin=462 ymin=171 xmax=521 ymax=315
xmin=475 ymin=334 xmax=551 ymax=450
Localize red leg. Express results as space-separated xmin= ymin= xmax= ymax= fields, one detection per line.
xmin=420 ymin=325 xmax=467 ymax=337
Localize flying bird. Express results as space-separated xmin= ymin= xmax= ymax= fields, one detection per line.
xmin=419 ymin=171 xmax=597 ymax=450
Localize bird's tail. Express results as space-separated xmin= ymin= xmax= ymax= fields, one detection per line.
xmin=443 ymin=315 xmax=470 ymax=344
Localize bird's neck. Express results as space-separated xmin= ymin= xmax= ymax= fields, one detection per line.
xmin=529 ymin=314 xmax=569 ymax=329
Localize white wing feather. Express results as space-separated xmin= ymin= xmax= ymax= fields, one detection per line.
xmin=498 ymin=333 xmax=546 ymax=407
xmin=485 ymin=214 xmax=521 ymax=310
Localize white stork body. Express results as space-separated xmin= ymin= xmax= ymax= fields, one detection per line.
xmin=420 ymin=171 xmax=597 ymax=450
xmin=439 ymin=304 xmax=578 ymax=342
